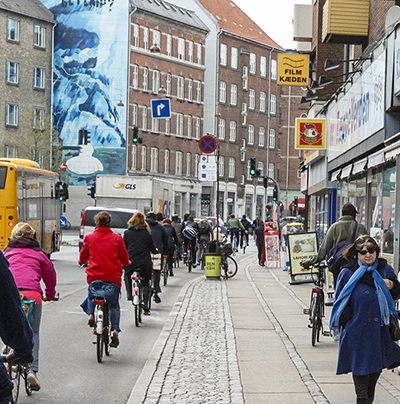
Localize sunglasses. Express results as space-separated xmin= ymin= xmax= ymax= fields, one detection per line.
xmin=357 ymin=249 xmax=376 ymax=255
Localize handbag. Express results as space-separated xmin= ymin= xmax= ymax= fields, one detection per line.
xmin=389 ymin=314 xmax=400 ymax=341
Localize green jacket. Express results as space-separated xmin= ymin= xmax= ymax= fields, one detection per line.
xmin=309 ymin=215 xmax=368 ymax=265
xmin=228 ymin=217 xmax=244 ymax=231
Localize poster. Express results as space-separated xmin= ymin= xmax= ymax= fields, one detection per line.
xmin=264 ymin=233 xmax=280 ymax=262
xmin=287 ymin=232 xmax=318 ymax=276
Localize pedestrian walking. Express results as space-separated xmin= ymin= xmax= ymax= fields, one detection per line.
xmin=330 ymin=235 xmax=400 ymax=404
xmin=254 ymin=221 xmax=265 ymax=266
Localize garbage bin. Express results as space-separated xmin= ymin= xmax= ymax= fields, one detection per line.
xmin=205 ymin=253 xmax=221 ymax=278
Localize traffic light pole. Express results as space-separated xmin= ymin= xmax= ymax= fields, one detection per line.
xmin=264 ymin=176 xmax=280 ymax=222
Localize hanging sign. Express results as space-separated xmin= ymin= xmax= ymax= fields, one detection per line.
xmin=295 ymin=118 xmax=326 ymax=150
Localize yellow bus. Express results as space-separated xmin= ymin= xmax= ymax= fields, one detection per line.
xmin=0 ymin=158 xmax=65 ymax=255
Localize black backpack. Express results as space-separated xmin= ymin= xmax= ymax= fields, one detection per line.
xmin=198 ymin=221 xmax=210 ymax=234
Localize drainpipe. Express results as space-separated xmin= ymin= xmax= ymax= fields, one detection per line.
xmin=265 ymin=46 xmax=273 ymax=215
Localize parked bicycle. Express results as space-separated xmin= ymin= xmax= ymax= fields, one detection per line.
xmin=303 ymin=262 xmax=330 ymax=346
xmin=219 ymin=242 xmax=238 ymax=279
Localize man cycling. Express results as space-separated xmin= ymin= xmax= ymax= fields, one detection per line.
xmin=240 ymin=215 xmax=251 ymax=249
xmin=228 ymin=214 xmax=245 ymax=252
xmin=197 ymin=219 xmax=214 ymax=263
xmin=182 ymin=216 xmax=200 ymax=268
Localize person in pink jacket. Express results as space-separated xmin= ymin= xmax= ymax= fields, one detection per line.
xmin=3 ymin=222 xmax=56 ymax=392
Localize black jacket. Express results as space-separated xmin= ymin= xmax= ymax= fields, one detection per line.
xmin=255 ymin=225 xmax=264 ymax=247
xmin=163 ymin=223 xmax=178 ymax=253
xmin=146 ymin=218 xmax=168 ymax=254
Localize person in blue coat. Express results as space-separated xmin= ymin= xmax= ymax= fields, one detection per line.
xmin=330 ymin=235 xmax=400 ymax=404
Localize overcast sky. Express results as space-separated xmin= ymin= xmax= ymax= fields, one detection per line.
xmin=232 ymin=0 xmax=311 ymax=50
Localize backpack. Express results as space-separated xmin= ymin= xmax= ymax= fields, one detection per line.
xmin=182 ymin=225 xmax=198 ymax=240
xmin=198 ymin=221 xmax=210 ymax=234
xmin=325 ymin=222 xmax=358 ymax=276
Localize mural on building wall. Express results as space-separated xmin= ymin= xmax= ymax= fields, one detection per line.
xmin=40 ymin=0 xmax=129 ymax=185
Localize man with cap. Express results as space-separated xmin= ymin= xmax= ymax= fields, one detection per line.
xmin=301 ymin=203 xmax=367 ymax=273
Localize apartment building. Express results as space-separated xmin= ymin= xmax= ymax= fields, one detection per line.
xmin=0 ymin=0 xmax=55 ymax=167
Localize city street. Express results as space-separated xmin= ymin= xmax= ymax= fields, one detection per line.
xmin=12 ymin=233 xmax=400 ymax=403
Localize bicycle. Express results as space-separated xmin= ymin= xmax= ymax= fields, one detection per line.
xmin=173 ymin=244 xmax=180 ymax=268
xmin=199 ymin=238 xmax=208 ymax=270
xmin=161 ymin=255 xmax=169 ymax=286
xmin=184 ymin=242 xmax=193 ymax=272
xmin=132 ymin=270 xmax=151 ymax=326
xmin=241 ymin=232 xmax=249 ymax=254
xmin=219 ymin=242 xmax=238 ymax=279
xmin=303 ymin=262 xmax=330 ymax=346
xmin=93 ymin=296 xmax=111 ymax=362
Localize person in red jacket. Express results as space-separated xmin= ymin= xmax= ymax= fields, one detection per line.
xmin=79 ymin=211 xmax=130 ymax=348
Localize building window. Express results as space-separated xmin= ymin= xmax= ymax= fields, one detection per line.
xmin=242 ymin=66 xmax=248 ymax=90
xmin=33 ymin=108 xmax=44 ymax=129
xmin=133 ymin=65 xmax=139 ymax=89
xmin=247 ymin=160 xmax=251 ymax=179
xmin=196 ymin=81 xmax=202 ymax=103
xmin=218 ymin=118 xmax=226 ymax=140
xmin=133 ymin=24 xmax=139 ymax=47
xmin=153 ymin=30 xmax=161 ymax=49
xmin=165 ymin=118 xmax=171 ymax=136
xmin=188 ymin=41 xmax=194 ymax=63
xmin=8 ymin=19 xmax=19 ymax=41
xmin=131 ymin=144 xmax=137 ymax=170
xmin=7 ymin=62 xmax=18 ymax=84
xmin=241 ymin=139 xmax=246 ymax=162
xmin=219 ymin=156 xmax=225 ymax=177
xmin=259 ymin=127 xmax=265 ymax=147
xmin=151 ymin=117 xmax=159 ymax=133
xmin=177 ymin=76 xmax=184 ymax=100
xmin=133 ymin=104 xmax=138 ymax=126
xmin=143 ymin=67 xmax=148 ymax=91
xmin=142 ymin=106 xmax=148 ymax=131
xmin=5 ymin=146 xmax=17 ymax=158
xmin=6 ymin=104 xmax=18 ymax=126
xmin=164 ymin=149 xmax=169 ymax=174
xmin=141 ymin=145 xmax=147 ymax=171
xmin=269 ymin=129 xmax=276 ymax=149
xmin=219 ymin=81 xmax=226 ymax=103
xmin=197 ymin=43 xmax=202 ymax=64
xmin=186 ymin=152 xmax=191 ymax=176
xmin=176 ymin=113 xmax=184 ymax=137
xmin=143 ymin=27 xmax=149 ymax=50
xmin=195 ymin=154 xmax=200 ymax=178
xmin=269 ymin=163 xmax=275 ymax=179
xmin=166 ymin=73 xmax=172 ymax=97
xmin=229 ymin=121 xmax=236 ymax=142
xmin=270 ymin=94 xmax=276 ymax=115
xmin=34 ymin=25 xmax=45 ymax=48
xmin=248 ymin=124 xmax=254 ymax=145
xmin=241 ymin=103 xmax=247 ymax=126
xmin=230 ymin=84 xmax=237 ymax=106
xmin=257 ymin=161 xmax=264 ymax=179
xmin=249 ymin=89 xmax=255 ymax=110
xmin=188 ymin=79 xmax=193 ymax=102
xmin=271 ymin=59 xmax=277 ymax=80
xmin=152 ymin=70 xmax=160 ymax=94
xmin=195 ymin=117 xmax=201 ymax=140
xmin=178 ymin=38 xmax=185 ymax=60
xmin=175 ymin=151 xmax=183 ymax=175
xmin=229 ymin=158 xmax=235 ymax=178
xmin=231 ymin=47 xmax=238 ymax=69
xmin=187 ymin=115 xmax=192 ymax=139
xmin=34 ymin=68 xmax=45 ymax=89
xmin=167 ymin=34 xmax=172 ymax=56
xmin=260 ymin=92 xmax=266 ymax=112
xmin=260 ymin=56 xmax=267 ymax=78
xmin=220 ymin=43 xmax=227 ymax=66
xmin=151 ymin=148 xmax=158 ymax=172
xmin=250 ymin=53 xmax=256 ymax=75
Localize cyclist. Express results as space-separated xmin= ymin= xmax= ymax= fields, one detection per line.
xmin=79 ymin=211 xmax=130 ymax=349
xmin=227 ymin=214 xmax=245 ymax=252
xmin=145 ymin=212 xmax=168 ymax=303
xmin=182 ymin=216 xmax=200 ymax=267
xmin=123 ymin=212 xmax=158 ymax=314
xmin=197 ymin=219 xmax=213 ymax=263
xmin=0 ymin=250 xmax=33 ymax=404
xmin=3 ymin=222 xmax=56 ymax=391
xmin=162 ymin=218 xmax=178 ymax=276
xmin=171 ymin=215 xmax=183 ymax=260
xmin=240 ymin=215 xmax=251 ymax=249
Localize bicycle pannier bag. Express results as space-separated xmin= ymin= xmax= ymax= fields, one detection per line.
xmin=198 ymin=221 xmax=209 ymax=234
xmin=224 ymin=242 xmax=233 ymax=256
xmin=182 ymin=226 xmax=198 ymax=240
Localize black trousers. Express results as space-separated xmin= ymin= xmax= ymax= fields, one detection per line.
xmin=352 ymin=372 xmax=380 ymax=404
xmin=257 ymin=243 xmax=263 ymax=263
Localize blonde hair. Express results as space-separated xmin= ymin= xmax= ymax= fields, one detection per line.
xmin=128 ymin=212 xmax=151 ymax=234
xmin=11 ymin=223 xmax=35 ymax=239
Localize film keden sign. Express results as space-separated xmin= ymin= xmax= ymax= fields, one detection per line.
xmin=278 ymin=54 xmax=309 ymax=86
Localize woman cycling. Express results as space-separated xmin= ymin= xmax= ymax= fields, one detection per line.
xmin=79 ymin=211 xmax=130 ymax=348
xmin=3 ymin=222 xmax=57 ymax=392
xmin=123 ymin=212 xmax=158 ymax=314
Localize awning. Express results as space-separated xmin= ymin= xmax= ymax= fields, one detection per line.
xmin=384 ymin=139 xmax=400 ymax=161
xmin=341 ymin=164 xmax=353 ymax=179
xmin=289 ymin=198 xmax=306 ymax=210
xmin=352 ymin=158 xmax=368 ymax=174
xmin=330 ymin=168 xmax=341 ymax=182
xmin=367 ymin=151 xmax=385 ymax=169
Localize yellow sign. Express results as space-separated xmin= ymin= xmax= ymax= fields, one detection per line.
xmin=287 ymin=232 xmax=318 ymax=277
xmin=295 ymin=118 xmax=326 ymax=150
xmin=278 ymin=54 xmax=309 ymax=86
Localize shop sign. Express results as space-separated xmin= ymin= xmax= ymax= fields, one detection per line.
xmin=295 ymin=118 xmax=326 ymax=150
xmin=278 ymin=54 xmax=309 ymax=86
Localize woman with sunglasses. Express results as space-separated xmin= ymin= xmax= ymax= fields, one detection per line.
xmin=330 ymin=235 xmax=400 ymax=404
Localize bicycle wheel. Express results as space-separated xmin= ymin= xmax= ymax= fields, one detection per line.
xmin=9 ymin=365 xmax=20 ymax=404
xmin=242 ymin=238 xmax=246 ymax=254
xmin=163 ymin=258 xmax=168 ymax=286
xmin=311 ymin=294 xmax=319 ymax=347
xmin=200 ymin=247 xmax=205 ymax=270
xmin=134 ymin=302 xmax=140 ymax=327
xmin=187 ymin=250 xmax=192 ymax=273
xmin=104 ymin=307 xmax=110 ymax=356
xmin=224 ymin=255 xmax=238 ymax=278
xmin=23 ymin=367 xmax=32 ymax=396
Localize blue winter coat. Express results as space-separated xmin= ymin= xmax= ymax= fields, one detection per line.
xmin=336 ymin=258 xmax=400 ymax=375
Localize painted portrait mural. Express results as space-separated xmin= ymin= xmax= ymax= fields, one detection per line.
xmin=40 ymin=0 xmax=129 ymax=185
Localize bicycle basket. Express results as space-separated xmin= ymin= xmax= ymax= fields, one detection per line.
xmin=223 ymin=242 xmax=233 ymax=256
xmin=20 ymin=293 xmax=35 ymax=324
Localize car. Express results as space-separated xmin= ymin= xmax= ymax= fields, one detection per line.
xmin=79 ymin=206 xmax=139 ymax=250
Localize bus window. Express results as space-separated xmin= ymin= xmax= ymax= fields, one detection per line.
xmin=0 ymin=166 xmax=7 ymax=189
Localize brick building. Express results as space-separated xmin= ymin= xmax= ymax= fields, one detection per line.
xmin=0 ymin=0 xmax=55 ymax=167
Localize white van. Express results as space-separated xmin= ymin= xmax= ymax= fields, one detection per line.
xmin=79 ymin=206 xmax=138 ymax=250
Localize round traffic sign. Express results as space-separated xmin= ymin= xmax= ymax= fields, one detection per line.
xmin=199 ymin=135 xmax=217 ymax=154
xmin=60 ymin=216 xmax=67 ymax=227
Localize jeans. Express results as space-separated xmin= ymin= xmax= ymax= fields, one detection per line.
xmin=81 ymin=281 xmax=121 ymax=332
xmin=152 ymin=270 xmax=161 ymax=293
xmin=230 ymin=229 xmax=240 ymax=248
xmin=28 ymin=303 xmax=42 ymax=373
xmin=352 ymin=372 xmax=380 ymax=404
xmin=0 ymin=357 xmax=12 ymax=404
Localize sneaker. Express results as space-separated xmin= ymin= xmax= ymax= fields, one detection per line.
xmin=27 ymin=371 xmax=41 ymax=391
xmin=144 ymin=310 xmax=151 ymax=315
xmin=87 ymin=314 xmax=96 ymax=327
xmin=154 ymin=294 xmax=161 ymax=304
xmin=169 ymin=271 xmax=174 ymax=276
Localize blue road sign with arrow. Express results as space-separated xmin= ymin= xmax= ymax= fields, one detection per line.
xmin=151 ymin=99 xmax=171 ymax=119
xmin=60 ymin=216 xmax=67 ymax=227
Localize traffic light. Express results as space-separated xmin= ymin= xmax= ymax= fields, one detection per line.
xmin=263 ymin=176 xmax=268 ymax=188
xmin=78 ymin=128 xmax=84 ymax=145
xmin=250 ymin=158 xmax=256 ymax=176
xmin=78 ymin=128 xmax=91 ymax=145
xmin=273 ymin=186 xmax=278 ymax=202
xmin=294 ymin=196 xmax=298 ymax=209
xmin=87 ymin=183 xmax=96 ymax=199
xmin=56 ymin=181 xmax=69 ymax=201
xmin=133 ymin=126 xmax=143 ymax=144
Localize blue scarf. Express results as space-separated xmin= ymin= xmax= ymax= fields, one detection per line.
xmin=330 ymin=259 xmax=398 ymax=338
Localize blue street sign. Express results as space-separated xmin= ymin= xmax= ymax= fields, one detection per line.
xmin=60 ymin=216 xmax=67 ymax=227
xmin=151 ymin=99 xmax=171 ymax=118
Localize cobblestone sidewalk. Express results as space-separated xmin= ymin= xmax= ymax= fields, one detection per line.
xmin=140 ymin=278 xmax=244 ymax=404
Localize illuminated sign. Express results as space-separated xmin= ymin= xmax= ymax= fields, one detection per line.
xmin=295 ymin=118 xmax=326 ymax=150
xmin=278 ymin=54 xmax=309 ymax=86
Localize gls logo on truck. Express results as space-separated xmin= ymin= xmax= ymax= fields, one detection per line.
xmin=113 ymin=183 xmax=137 ymax=190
